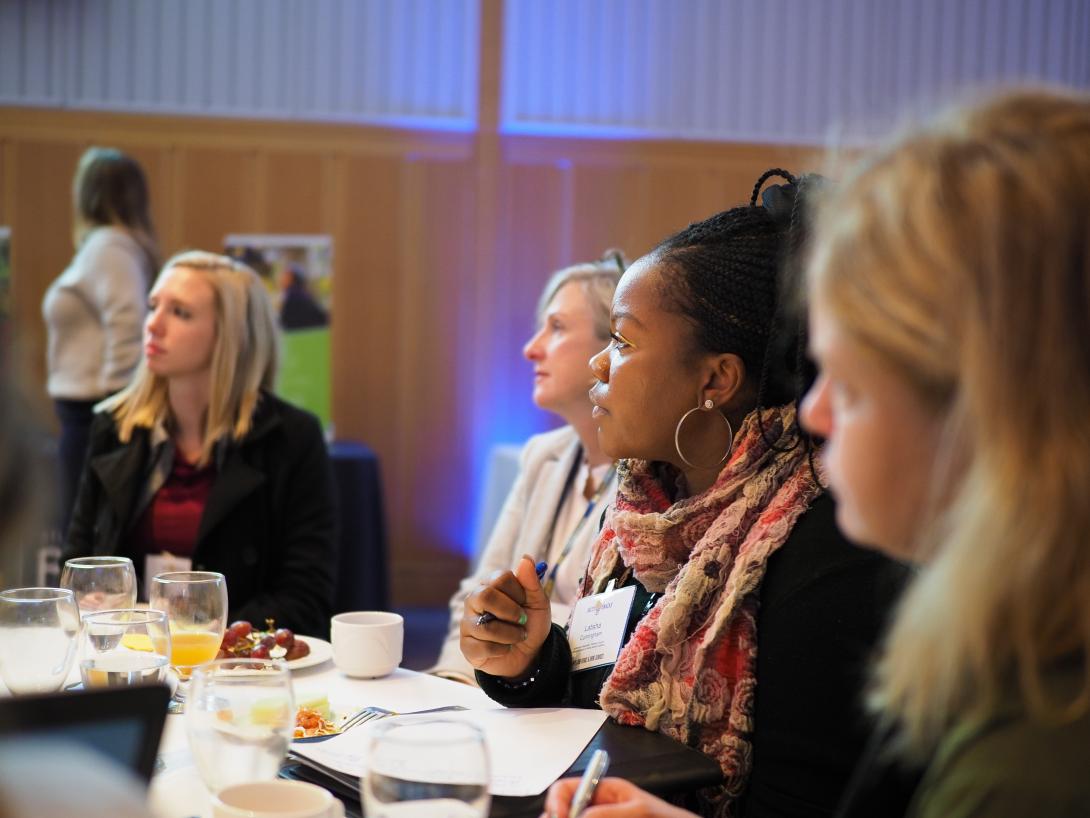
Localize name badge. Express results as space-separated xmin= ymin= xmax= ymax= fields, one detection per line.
xmin=144 ymin=552 xmax=192 ymax=600
xmin=568 ymin=584 xmax=637 ymax=673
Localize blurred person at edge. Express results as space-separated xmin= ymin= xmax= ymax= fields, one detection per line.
xmin=542 ymin=90 xmax=1090 ymax=818
xmin=43 ymin=147 xmax=160 ymax=532
xmin=63 ymin=251 xmax=335 ymax=637
xmin=0 ymin=369 xmax=151 ymax=818
xmin=466 ymin=171 xmax=914 ymax=818
xmin=431 ymin=253 xmax=625 ymax=684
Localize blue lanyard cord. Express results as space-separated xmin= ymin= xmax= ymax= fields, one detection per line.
xmin=542 ymin=462 xmax=617 ymax=600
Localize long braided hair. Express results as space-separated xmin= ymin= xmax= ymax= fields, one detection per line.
xmin=652 ymin=167 xmax=823 ymax=459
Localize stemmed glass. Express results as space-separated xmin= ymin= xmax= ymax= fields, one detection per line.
xmin=60 ymin=556 xmax=138 ymax=615
xmin=79 ymin=608 xmax=171 ymax=688
xmin=186 ymin=659 xmax=294 ymax=792
xmin=149 ymin=571 xmax=227 ymax=711
xmin=361 ymin=718 xmax=491 ymax=818
xmin=0 ymin=587 xmax=81 ymax=694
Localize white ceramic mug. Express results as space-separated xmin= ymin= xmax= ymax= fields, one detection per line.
xmin=212 ymin=780 xmax=344 ymax=818
xmin=331 ymin=611 xmax=404 ymax=678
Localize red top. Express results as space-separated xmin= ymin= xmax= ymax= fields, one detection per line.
xmin=131 ymin=453 xmax=215 ymax=559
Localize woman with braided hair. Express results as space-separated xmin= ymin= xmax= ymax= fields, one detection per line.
xmin=462 ymin=172 xmax=913 ymax=817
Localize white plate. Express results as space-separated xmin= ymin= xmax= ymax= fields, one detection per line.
xmin=287 ymin=636 xmax=333 ymax=671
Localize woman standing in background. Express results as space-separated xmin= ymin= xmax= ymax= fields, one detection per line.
xmin=43 ymin=147 xmax=160 ymax=530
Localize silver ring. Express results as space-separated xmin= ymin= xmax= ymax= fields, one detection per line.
xmin=475 ymin=612 xmax=491 ymax=627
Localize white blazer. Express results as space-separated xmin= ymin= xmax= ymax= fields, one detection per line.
xmin=431 ymin=426 xmax=617 ymax=682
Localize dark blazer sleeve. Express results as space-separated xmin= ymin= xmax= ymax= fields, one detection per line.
xmin=739 ymin=493 xmax=915 ymax=818
xmin=62 ymin=412 xmax=114 ymax=563
xmin=231 ymin=407 xmax=337 ymax=638
xmin=476 ymin=623 xmax=574 ymax=706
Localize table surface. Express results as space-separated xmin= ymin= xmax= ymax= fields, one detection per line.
xmin=150 ymin=658 xmax=722 ymax=818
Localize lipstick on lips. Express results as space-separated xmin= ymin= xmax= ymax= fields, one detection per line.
xmin=590 ymin=390 xmax=608 ymax=418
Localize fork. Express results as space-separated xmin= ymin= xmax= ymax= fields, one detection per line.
xmin=292 ymin=704 xmax=468 ymax=743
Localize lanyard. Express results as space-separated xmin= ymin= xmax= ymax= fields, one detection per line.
xmin=541 ymin=454 xmax=617 ymax=600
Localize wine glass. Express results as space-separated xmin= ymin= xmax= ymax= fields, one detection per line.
xmin=0 ymin=587 xmax=81 ymax=694
xmin=60 ymin=556 xmax=138 ymax=615
xmin=149 ymin=571 xmax=227 ymax=710
xmin=186 ymin=658 xmax=294 ymax=792
xmin=79 ymin=608 xmax=171 ymax=688
xmin=361 ymin=718 xmax=490 ymax=818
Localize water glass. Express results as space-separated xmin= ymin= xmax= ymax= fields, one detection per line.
xmin=186 ymin=659 xmax=294 ymax=793
xmin=361 ymin=718 xmax=490 ymax=818
xmin=60 ymin=556 xmax=138 ymax=615
xmin=80 ymin=608 xmax=171 ymax=688
xmin=0 ymin=587 xmax=81 ymax=694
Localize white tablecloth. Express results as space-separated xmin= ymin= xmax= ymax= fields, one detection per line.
xmin=149 ymin=661 xmax=502 ymax=818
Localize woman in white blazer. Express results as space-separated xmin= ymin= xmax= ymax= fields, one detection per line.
xmin=431 ymin=253 xmax=625 ymax=682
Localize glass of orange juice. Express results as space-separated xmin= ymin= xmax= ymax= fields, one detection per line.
xmin=150 ymin=571 xmax=228 ymax=712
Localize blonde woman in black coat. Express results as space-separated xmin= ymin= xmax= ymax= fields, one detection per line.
xmin=64 ymin=251 xmax=335 ymax=636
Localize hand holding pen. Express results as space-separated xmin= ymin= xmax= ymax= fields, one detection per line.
xmin=460 ymin=554 xmax=554 ymax=679
xmin=540 ymin=770 xmax=698 ymax=818
xmin=475 ymin=559 xmax=547 ymax=627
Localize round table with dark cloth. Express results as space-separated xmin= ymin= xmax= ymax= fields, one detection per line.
xmin=328 ymin=440 xmax=389 ymax=614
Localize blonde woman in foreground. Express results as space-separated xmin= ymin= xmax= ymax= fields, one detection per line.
xmin=542 ymin=89 xmax=1090 ymax=818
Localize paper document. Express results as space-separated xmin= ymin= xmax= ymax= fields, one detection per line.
xmin=292 ymin=706 xmax=608 ymax=797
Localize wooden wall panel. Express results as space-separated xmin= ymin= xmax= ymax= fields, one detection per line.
xmin=331 ymin=154 xmax=403 ymax=447
xmin=176 ymin=147 xmax=260 ymax=252
xmin=8 ymin=140 xmax=80 ymax=393
xmin=260 ymin=151 xmax=326 ymax=235
xmin=489 ymin=162 xmax=567 ymax=428
xmin=0 ymin=106 xmax=811 ymax=605
xmin=388 ymin=158 xmax=478 ymax=603
xmin=569 ymin=166 xmax=652 ymax=264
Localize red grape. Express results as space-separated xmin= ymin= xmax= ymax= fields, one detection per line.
xmin=251 ymin=644 xmax=270 ymax=659
xmin=259 ymin=634 xmax=276 ymax=649
xmin=229 ymin=620 xmax=253 ymax=639
xmin=274 ymin=628 xmax=295 ymax=648
xmin=221 ymin=630 xmax=239 ymax=648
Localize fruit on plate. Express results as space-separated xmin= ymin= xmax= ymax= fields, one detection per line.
xmin=218 ymin=619 xmax=311 ymax=662
xmin=297 ymin=693 xmax=332 ymax=721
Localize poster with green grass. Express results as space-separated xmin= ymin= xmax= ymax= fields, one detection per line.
xmin=224 ymin=234 xmax=333 ymax=431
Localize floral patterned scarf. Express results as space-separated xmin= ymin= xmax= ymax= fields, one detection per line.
xmin=581 ymin=405 xmax=822 ymax=816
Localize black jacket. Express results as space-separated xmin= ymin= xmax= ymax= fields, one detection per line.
xmin=64 ymin=392 xmax=336 ymax=637
xmin=479 ymin=494 xmax=916 ymax=818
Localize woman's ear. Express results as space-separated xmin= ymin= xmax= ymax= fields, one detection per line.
xmin=701 ymin=353 xmax=747 ymax=408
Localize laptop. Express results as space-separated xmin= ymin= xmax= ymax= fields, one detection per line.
xmin=0 ymin=683 xmax=170 ymax=782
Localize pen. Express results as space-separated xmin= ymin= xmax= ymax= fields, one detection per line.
xmin=475 ymin=560 xmax=547 ymax=627
xmin=568 ymin=749 xmax=610 ymax=818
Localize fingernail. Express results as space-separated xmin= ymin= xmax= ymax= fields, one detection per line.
xmin=518 ymin=612 xmax=528 ymax=626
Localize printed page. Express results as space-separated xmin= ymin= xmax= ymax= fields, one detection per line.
xmin=292 ymin=706 xmax=608 ymax=797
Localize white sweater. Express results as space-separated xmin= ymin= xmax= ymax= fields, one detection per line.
xmin=42 ymin=226 xmax=149 ymax=400
xmin=430 ymin=426 xmax=618 ymax=682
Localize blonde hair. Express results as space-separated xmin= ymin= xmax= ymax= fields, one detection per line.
xmin=536 ymin=250 xmax=627 ymax=340
xmin=808 ymin=88 xmax=1090 ymax=759
xmin=72 ymin=147 xmax=160 ymax=279
xmin=100 ymin=251 xmax=279 ymax=466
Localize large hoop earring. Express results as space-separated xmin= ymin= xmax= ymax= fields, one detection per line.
xmin=674 ymin=398 xmax=734 ymax=470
